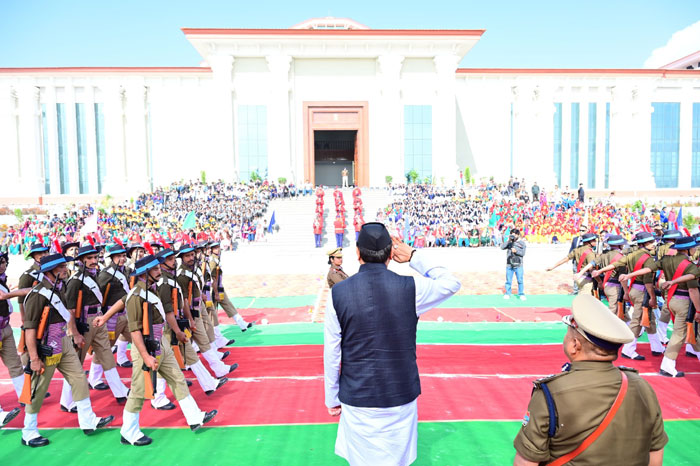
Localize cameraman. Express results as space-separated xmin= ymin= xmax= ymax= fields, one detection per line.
xmin=501 ymin=228 xmax=526 ymax=300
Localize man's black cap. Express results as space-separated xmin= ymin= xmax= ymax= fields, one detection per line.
xmin=357 ymin=222 xmax=392 ymax=251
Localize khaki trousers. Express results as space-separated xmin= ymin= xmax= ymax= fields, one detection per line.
xmin=26 ymin=336 xmax=90 ymax=414
xmin=200 ymin=307 xmax=215 ymax=343
xmin=1 ymin=325 xmax=23 ymax=378
xmin=629 ymin=286 xmax=656 ymax=337
xmin=576 ymin=278 xmax=594 ymax=296
xmin=78 ymin=314 xmax=116 ymax=371
xmin=666 ymin=297 xmax=700 ymax=360
xmin=220 ymin=291 xmax=239 ymax=318
xmin=162 ymin=328 xmax=198 ymax=367
xmin=191 ymin=304 xmax=212 ymax=353
xmin=603 ymin=284 xmax=619 ymax=315
xmin=125 ymin=335 xmax=190 ymax=413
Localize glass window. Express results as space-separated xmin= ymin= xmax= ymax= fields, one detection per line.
xmin=94 ymin=103 xmax=106 ymax=194
xmin=650 ymin=102 xmax=680 ymax=188
xmin=553 ymin=103 xmax=562 ymax=186
xmin=56 ymin=103 xmax=69 ymax=194
xmin=41 ymin=104 xmax=50 ymax=194
xmin=403 ymin=105 xmax=432 ymax=180
xmin=587 ymin=103 xmax=596 ymax=189
xmin=570 ymin=103 xmax=580 ymax=188
xmin=605 ymin=103 xmax=610 ymax=189
xmin=237 ymin=105 xmax=267 ymax=181
xmin=75 ymin=103 xmax=88 ymax=194
xmin=692 ymin=103 xmax=700 ymax=188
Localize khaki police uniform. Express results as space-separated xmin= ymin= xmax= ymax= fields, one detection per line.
xmin=96 ymin=264 xmax=131 ymax=343
xmin=207 ymin=256 xmax=242 ymax=323
xmin=177 ymin=264 xmax=212 ymax=353
xmin=566 ymin=244 xmax=596 ymax=295
xmin=595 ymin=249 xmax=627 ymax=314
xmin=327 ymin=265 xmax=349 ymax=289
xmin=612 ymin=249 xmax=657 ymax=336
xmin=514 ymin=362 xmax=667 ymax=464
xmin=653 ymin=254 xmax=700 ymax=360
xmin=158 ymin=268 xmax=198 ymax=366
xmin=513 ymin=294 xmax=668 ymax=464
xmin=124 ymin=280 xmax=190 ymax=413
xmin=655 ymin=241 xmax=674 ymax=328
xmin=23 ymin=279 xmax=90 ymax=414
xmin=0 ymin=275 xmax=23 ymax=379
xmin=65 ymin=268 xmax=116 ymax=371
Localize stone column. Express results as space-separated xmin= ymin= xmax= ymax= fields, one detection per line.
xmin=594 ymin=92 xmax=608 ymax=189
xmin=209 ymin=55 xmax=236 ymax=181
xmin=266 ymin=54 xmax=293 ymax=182
xmin=123 ymin=80 xmax=150 ymax=194
xmin=678 ymin=84 xmax=693 ymax=189
xmin=630 ymin=84 xmax=656 ymax=189
xmin=65 ymin=84 xmax=80 ymax=194
xmin=560 ymin=92 xmax=572 ymax=190
xmin=84 ymin=86 xmax=99 ymax=194
xmin=0 ymin=86 xmax=19 ymax=187
xmin=579 ymin=100 xmax=589 ymax=190
xmin=16 ymin=85 xmax=44 ymax=197
xmin=532 ymin=85 xmax=557 ymax=189
xmin=433 ymin=54 xmax=460 ymax=185
xmin=377 ymin=54 xmax=404 ymax=186
xmin=101 ymin=85 xmax=127 ymax=196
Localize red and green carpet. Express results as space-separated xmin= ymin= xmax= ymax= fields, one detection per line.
xmin=1 ymin=293 xmax=699 ymax=465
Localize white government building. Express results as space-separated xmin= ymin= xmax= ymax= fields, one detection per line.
xmin=1 ymin=17 xmax=700 ymax=200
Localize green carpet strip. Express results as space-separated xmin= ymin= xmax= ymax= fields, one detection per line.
xmin=3 ymin=420 xmax=697 ymax=466
xmin=223 ymin=321 xmax=656 ymax=348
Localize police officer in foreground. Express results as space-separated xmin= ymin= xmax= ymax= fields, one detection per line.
xmin=513 ymin=294 xmax=667 ymax=465
xmin=326 ymin=248 xmax=348 ymax=289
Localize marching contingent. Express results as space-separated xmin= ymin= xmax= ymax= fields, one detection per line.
xmin=0 ymin=235 xmax=253 ymax=447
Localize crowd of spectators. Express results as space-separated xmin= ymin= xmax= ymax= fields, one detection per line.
xmin=0 ymin=180 xmax=280 ymax=255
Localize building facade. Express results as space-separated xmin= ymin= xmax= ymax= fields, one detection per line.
xmin=1 ymin=18 xmax=700 ymax=199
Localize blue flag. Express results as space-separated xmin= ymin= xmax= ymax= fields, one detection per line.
xmin=675 ymin=207 xmax=683 ymax=231
xmin=268 ymin=211 xmax=276 ymax=233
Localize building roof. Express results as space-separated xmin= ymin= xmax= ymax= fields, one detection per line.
xmin=456 ymin=68 xmax=700 ymax=77
xmin=661 ymin=50 xmax=700 ymax=70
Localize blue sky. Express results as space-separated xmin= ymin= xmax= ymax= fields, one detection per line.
xmin=1 ymin=0 xmax=698 ymax=68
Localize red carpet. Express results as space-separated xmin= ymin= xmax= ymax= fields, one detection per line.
xmin=419 ymin=307 xmax=570 ymax=322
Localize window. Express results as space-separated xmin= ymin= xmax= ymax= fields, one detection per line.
xmin=75 ymin=103 xmax=88 ymax=194
xmin=404 ymin=105 xmax=432 ymax=181
xmin=56 ymin=103 xmax=69 ymax=194
xmin=41 ymin=104 xmax=50 ymax=194
xmin=605 ymin=103 xmax=610 ymax=189
xmin=237 ymin=105 xmax=268 ymax=181
xmin=692 ymin=103 xmax=700 ymax=188
xmin=587 ymin=103 xmax=596 ymax=189
xmin=553 ymin=103 xmax=562 ymax=186
xmin=650 ymin=102 xmax=680 ymax=188
xmin=570 ymin=103 xmax=580 ymax=187
xmin=94 ymin=103 xmax=106 ymax=194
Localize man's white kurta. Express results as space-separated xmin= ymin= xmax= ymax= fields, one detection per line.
xmin=324 ymin=251 xmax=460 ymax=465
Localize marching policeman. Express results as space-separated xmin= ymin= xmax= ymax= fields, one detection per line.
xmin=513 ymin=294 xmax=667 ymax=465
xmin=591 ymin=235 xmax=627 ymax=314
xmin=120 ymin=254 xmax=217 ymax=446
xmin=208 ymin=241 xmax=253 ymax=333
xmin=547 ymin=232 xmax=597 ymax=295
xmin=22 ymin=253 xmax=114 ymax=447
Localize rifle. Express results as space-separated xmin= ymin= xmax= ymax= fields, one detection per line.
xmin=591 ymin=265 xmax=601 ymax=301
xmin=74 ymin=265 xmax=89 ymax=335
xmin=170 ymin=286 xmax=187 ymax=370
xmin=687 ymin=302 xmax=697 ymax=345
xmin=641 ymin=289 xmax=652 ymax=328
xmin=141 ymin=283 xmax=159 ymax=400
xmin=616 ymin=286 xmax=626 ymax=321
xmin=19 ymin=281 xmax=58 ymax=405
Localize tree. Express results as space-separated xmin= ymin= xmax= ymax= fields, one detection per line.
xmin=250 ymin=171 xmax=261 ymax=182
xmin=385 ymin=175 xmax=393 ymax=185
xmin=278 ymin=177 xmax=287 ymax=185
xmin=407 ymin=169 xmax=419 ymax=184
xmin=200 ymin=170 xmax=207 ymax=184
xmin=464 ymin=167 xmax=472 ymax=185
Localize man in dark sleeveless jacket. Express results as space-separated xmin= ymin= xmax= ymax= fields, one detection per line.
xmin=324 ymin=222 xmax=460 ymax=465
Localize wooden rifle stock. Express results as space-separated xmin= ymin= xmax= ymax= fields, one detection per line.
xmin=102 ymin=283 xmax=111 ymax=308
xmin=687 ymin=303 xmax=697 ymax=345
xmin=641 ymin=290 xmax=651 ymax=328
xmin=19 ymin=306 xmax=51 ymax=405
xmin=75 ymin=290 xmax=83 ymax=321
xmin=142 ymin=300 xmax=155 ymax=399
xmin=17 ymin=328 xmax=25 ymax=353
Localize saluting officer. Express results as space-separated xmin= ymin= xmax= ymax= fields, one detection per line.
xmin=60 ymin=245 xmax=129 ymax=412
xmin=513 ymin=294 xmax=667 ymax=465
xmin=22 ymin=253 xmax=114 ymax=447
xmin=208 ymin=241 xmax=253 ymax=333
xmin=547 ymin=232 xmax=598 ymax=295
xmin=120 ymin=254 xmax=217 ymax=446
xmin=326 ymin=248 xmax=349 ymax=289
xmin=176 ymin=245 xmax=236 ymax=378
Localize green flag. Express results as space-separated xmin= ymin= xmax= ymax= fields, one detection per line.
xmin=182 ymin=211 xmax=196 ymax=230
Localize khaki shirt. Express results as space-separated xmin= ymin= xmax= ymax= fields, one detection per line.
xmin=327 ymin=266 xmax=349 ymax=289
xmin=566 ymin=245 xmax=596 ymax=273
xmin=612 ymin=249 xmax=656 ymax=285
xmin=126 ymin=280 xmax=164 ymax=333
xmin=17 ymin=263 xmax=41 ymax=305
xmin=177 ymin=265 xmax=201 ymax=303
xmin=96 ymin=265 xmax=129 ymax=308
xmin=65 ymin=267 xmax=101 ymax=310
xmin=651 ymin=254 xmax=700 ymax=291
xmin=656 ymin=242 xmax=673 ymax=258
xmin=158 ymin=269 xmax=181 ymax=321
xmin=514 ymin=361 xmax=668 ymax=464
xmin=596 ymin=249 xmax=626 ymax=281
xmin=23 ymin=278 xmax=69 ymax=330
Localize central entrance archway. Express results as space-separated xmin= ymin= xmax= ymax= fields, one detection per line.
xmin=303 ymin=102 xmax=369 ymax=187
